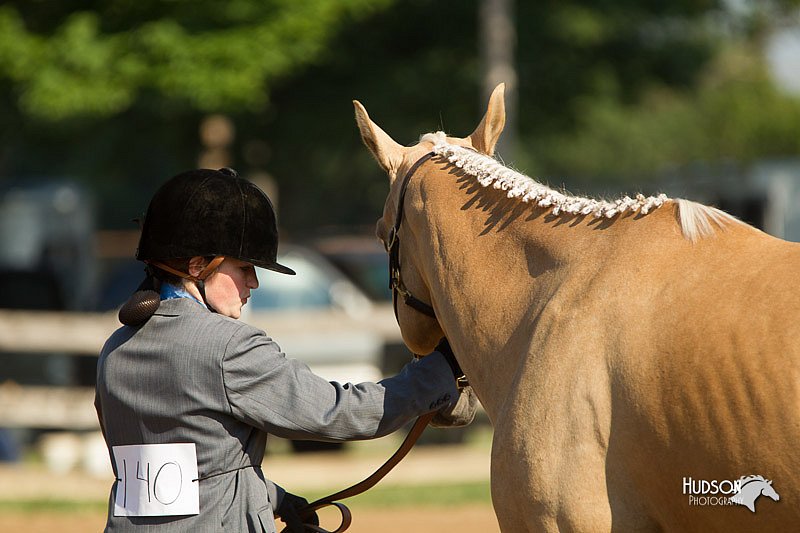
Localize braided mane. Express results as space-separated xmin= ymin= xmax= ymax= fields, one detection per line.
xmin=421 ymin=131 xmax=741 ymax=241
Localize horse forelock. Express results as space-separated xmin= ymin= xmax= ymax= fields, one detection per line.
xmin=420 ymin=131 xmax=447 ymax=145
xmin=420 ymin=132 xmax=742 ymax=241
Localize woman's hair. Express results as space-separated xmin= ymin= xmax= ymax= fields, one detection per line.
xmin=149 ymin=256 xmax=213 ymax=285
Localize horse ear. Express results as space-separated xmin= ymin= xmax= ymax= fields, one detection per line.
xmin=469 ymin=83 xmax=506 ymax=156
xmin=353 ymin=100 xmax=404 ymax=177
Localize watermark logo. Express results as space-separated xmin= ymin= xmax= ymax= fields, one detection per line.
xmin=683 ymin=475 xmax=780 ymax=513
xmin=730 ymin=475 xmax=780 ymax=513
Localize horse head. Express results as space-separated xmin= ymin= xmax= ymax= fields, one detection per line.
xmin=352 ymin=84 xmax=507 ymax=354
xmin=762 ymin=479 xmax=780 ymax=502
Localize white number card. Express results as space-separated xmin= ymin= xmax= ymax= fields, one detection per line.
xmin=113 ymin=443 xmax=199 ymax=517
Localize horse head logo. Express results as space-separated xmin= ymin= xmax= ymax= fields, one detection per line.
xmin=730 ymin=475 xmax=780 ymax=513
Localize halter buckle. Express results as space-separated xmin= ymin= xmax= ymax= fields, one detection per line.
xmin=386 ymin=227 xmax=398 ymax=250
xmin=394 ymin=283 xmax=411 ymax=300
xmin=389 ymin=267 xmax=400 ymax=290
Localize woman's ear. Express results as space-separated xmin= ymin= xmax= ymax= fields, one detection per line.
xmin=187 ymin=256 xmax=208 ymax=278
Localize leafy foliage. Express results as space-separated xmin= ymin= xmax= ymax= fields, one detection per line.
xmin=527 ymin=41 xmax=800 ymax=182
xmin=0 ymin=0 xmax=392 ymax=120
xmin=0 ymin=0 xmax=799 ymax=233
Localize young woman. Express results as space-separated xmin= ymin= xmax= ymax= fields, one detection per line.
xmin=95 ymin=168 xmax=463 ymax=532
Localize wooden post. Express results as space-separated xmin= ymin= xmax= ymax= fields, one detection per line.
xmin=198 ymin=114 xmax=235 ymax=169
xmin=480 ymin=0 xmax=517 ymax=160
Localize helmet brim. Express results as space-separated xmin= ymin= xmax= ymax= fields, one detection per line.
xmin=259 ymin=261 xmax=296 ymax=276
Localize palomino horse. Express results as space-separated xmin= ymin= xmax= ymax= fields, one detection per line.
xmin=353 ymin=84 xmax=800 ymax=531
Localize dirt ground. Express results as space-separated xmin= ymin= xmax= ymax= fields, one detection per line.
xmin=0 ymin=433 xmax=499 ymax=532
xmin=0 ymin=505 xmax=500 ymax=532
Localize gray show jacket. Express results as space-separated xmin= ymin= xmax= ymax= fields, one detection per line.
xmin=95 ymin=298 xmax=457 ymax=532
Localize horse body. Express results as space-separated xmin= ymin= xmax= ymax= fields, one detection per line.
xmin=354 ymin=86 xmax=800 ymax=531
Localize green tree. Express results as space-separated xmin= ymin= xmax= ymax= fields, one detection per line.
xmin=534 ymin=44 xmax=800 ymax=181
xmin=0 ymin=0 xmax=393 ymax=120
xmin=0 ymin=0 xmax=395 ymax=227
xmin=1 ymin=0 xmax=799 ymax=233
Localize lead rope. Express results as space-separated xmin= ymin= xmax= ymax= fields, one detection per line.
xmin=284 ymin=412 xmax=435 ymax=533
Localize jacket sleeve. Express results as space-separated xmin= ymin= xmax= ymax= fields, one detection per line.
xmin=266 ymin=478 xmax=286 ymax=509
xmin=221 ymin=325 xmax=458 ymax=441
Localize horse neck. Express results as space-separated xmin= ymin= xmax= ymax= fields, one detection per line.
xmin=406 ymin=165 xmax=615 ymax=418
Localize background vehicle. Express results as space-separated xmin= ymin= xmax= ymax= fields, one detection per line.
xmin=0 ymin=181 xmax=97 ymax=388
xmin=310 ymin=235 xmax=418 ymax=375
xmin=0 ymin=180 xmax=98 ymax=460
xmin=0 ymin=180 xmax=96 ymax=313
xmin=312 ymin=235 xmax=391 ymax=303
xmin=312 ymin=235 xmax=482 ymax=445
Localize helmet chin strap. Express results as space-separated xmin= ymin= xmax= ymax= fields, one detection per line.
xmin=146 ymin=255 xmax=226 ymax=312
xmin=194 ymin=279 xmax=217 ymax=313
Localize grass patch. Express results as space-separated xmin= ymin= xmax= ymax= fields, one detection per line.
xmin=0 ymin=481 xmax=491 ymax=513
xmin=306 ymin=480 xmax=491 ymax=508
xmin=0 ymin=499 xmax=107 ymax=513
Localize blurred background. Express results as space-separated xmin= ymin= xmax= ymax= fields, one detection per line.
xmin=1 ymin=0 xmax=800 ymax=531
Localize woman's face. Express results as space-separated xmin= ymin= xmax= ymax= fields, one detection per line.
xmin=203 ymin=257 xmax=259 ymax=319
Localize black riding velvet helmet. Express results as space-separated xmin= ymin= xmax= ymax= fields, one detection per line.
xmin=136 ymin=167 xmax=295 ymax=275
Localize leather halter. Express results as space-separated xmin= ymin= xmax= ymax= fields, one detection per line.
xmin=387 ymin=151 xmax=437 ymax=320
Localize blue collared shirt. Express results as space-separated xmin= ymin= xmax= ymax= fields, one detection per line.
xmin=160 ymin=282 xmax=204 ymax=305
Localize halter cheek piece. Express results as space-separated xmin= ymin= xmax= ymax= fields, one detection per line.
xmin=387 ymin=151 xmax=437 ymax=320
xmin=387 ymin=151 xmax=469 ymax=386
